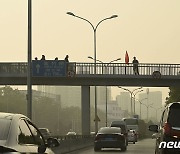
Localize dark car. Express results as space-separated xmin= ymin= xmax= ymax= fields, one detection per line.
xmin=39 ymin=128 xmax=52 ymax=140
xmin=149 ymin=102 xmax=180 ymax=154
xmin=0 ymin=112 xmax=59 ymax=154
xmin=94 ymin=127 xmax=127 ymax=152
xmin=110 ymin=120 xmax=129 ymax=146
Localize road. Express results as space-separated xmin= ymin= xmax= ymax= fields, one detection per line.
xmin=68 ymin=138 xmax=155 ymax=154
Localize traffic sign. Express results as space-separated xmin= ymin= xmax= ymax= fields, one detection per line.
xmin=94 ymin=115 xmax=101 ymax=122
xmin=67 ymin=70 xmax=75 ymax=77
xmin=32 ymin=60 xmax=66 ymax=77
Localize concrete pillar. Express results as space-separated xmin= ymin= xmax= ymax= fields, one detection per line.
xmin=81 ymin=86 xmax=90 ymax=135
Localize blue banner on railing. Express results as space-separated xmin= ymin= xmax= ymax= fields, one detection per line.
xmin=32 ymin=60 xmax=66 ymax=77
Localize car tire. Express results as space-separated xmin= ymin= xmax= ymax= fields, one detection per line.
xmin=126 ymin=139 xmax=128 ymax=146
xmin=121 ymin=146 xmax=127 ymax=151
xmin=161 ymin=149 xmax=174 ymax=154
xmin=94 ymin=146 xmax=101 ymax=151
xmin=133 ymin=141 xmax=135 ymax=144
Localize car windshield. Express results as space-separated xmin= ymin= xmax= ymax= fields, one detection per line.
xmin=0 ymin=119 xmax=11 ymax=140
xmin=111 ymin=124 xmax=126 ymax=132
xmin=168 ymin=108 xmax=180 ymax=127
xmin=124 ymin=119 xmax=138 ymax=125
xmin=98 ymin=127 xmax=121 ymax=134
xmin=39 ymin=129 xmax=49 ymax=133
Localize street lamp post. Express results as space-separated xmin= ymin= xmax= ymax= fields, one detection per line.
xmin=118 ymin=87 xmax=142 ymax=117
xmin=67 ymin=12 xmax=118 ymax=133
xmin=149 ymin=106 xmax=163 ymax=122
xmin=140 ymin=102 xmax=153 ymax=121
xmin=27 ymin=0 xmax=32 ymax=119
xmin=133 ymin=89 xmax=143 ymax=115
xmin=149 ymin=106 xmax=158 ymax=122
xmin=135 ymin=98 xmax=147 ymax=119
xmin=88 ymin=57 xmax=121 ymax=126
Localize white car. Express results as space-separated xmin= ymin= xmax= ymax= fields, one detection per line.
xmin=128 ymin=130 xmax=137 ymax=144
xmin=0 ymin=112 xmax=59 ymax=153
xmin=66 ymin=131 xmax=77 ymax=136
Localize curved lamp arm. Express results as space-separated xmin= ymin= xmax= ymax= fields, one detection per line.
xmin=67 ymin=12 xmax=118 ymax=32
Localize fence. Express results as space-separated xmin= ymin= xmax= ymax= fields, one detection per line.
xmin=0 ymin=62 xmax=180 ymax=76
xmin=75 ymin=63 xmax=180 ymax=76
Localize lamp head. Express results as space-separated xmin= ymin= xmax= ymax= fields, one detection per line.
xmin=67 ymin=12 xmax=75 ymax=16
xmin=109 ymin=15 xmax=118 ymax=19
xmin=88 ymin=56 xmax=94 ymax=60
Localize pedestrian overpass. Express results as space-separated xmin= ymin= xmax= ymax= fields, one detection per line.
xmin=0 ymin=62 xmax=180 ymax=135
xmin=0 ymin=62 xmax=180 ymax=86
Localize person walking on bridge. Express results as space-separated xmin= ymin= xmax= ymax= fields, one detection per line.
xmin=132 ymin=57 xmax=139 ymax=75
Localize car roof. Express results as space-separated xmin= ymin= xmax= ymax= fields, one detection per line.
xmin=39 ymin=128 xmax=49 ymax=130
xmin=0 ymin=112 xmax=14 ymax=119
xmin=67 ymin=131 xmax=76 ymax=133
xmin=99 ymin=127 xmax=121 ymax=130
xmin=0 ymin=112 xmax=27 ymax=120
xmin=168 ymin=102 xmax=180 ymax=106
xmin=123 ymin=117 xmax=137 ymax=120
xmin=111 ymin=120 xmax=126 ymax=125
xmin=0 ymin=112 xmax=30 ymax=146
xmin=98 ymin=127 xmax=121 ymax=133
xmin=166 ymin=102 xmax=180 ymax=109
xmin=100 ymin=126 xmax=120 ymax=129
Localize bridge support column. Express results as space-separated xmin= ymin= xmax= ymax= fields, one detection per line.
xmin=81 ymin=86 xmax=90 ymax=135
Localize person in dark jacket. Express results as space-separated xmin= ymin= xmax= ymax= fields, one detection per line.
xmin=64 ymin=55 xmax=69 ymax=62
xmin=41 ymin=55 xmax=46 ymax=60
xmin=132 ymin=57 xmax=139 ymax=75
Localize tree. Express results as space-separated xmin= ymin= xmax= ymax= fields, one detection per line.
xmin=165 ymin=87 xmax=180 ymax=105
xmin=0 ymin=86 xmax=26 ymax=114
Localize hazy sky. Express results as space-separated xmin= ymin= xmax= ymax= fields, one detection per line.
xmin=0 ymin=0 xmax=180 ymax=63
xmin=0 ymin=0 xmax=179 ymax=101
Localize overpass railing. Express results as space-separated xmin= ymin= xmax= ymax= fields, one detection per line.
xmin=75 ymin=63 xmax=180 ymax=76
xmin=0 ymin=62 xmax=180 ymax=76
xmin=0 ymin=62 xmax=27 ymax=76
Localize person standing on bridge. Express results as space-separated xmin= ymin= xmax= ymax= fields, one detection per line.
xmin=64 ymin=55 xmax=69 ymax=62
xmin=64 ymin=55 xmax=69 ymax=76
xmin=132 ymin=57 xmax=139 ymax=75
xmin=41 ymin=55 xmax=46 ymax=60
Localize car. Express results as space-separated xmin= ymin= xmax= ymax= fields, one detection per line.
xmin=151 ymin=133 xmax=158 ymax=139
xmin=0 ymin=112 xmax=59 ymax=154
xmin=94 ymin=127 xmax=127 ymax=152
xmin=90 ymin=131 xmax=96 ymax=135
xmin=66 ymin=131 xmax=77 ymax=136
xmin=110 ymin=120 xmax=129 ymax=146
xmin=128 ymin=130 xmax=136 ymax=144
xmin=39 ymin=128 xmax=51 ymax=140
xmin=149 ymin=102 xmax=180 ymax=154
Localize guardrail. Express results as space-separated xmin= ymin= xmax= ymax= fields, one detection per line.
xmin=52 ymin=134 xmax=94 ymax=140
xmin=51 ymin=135 xmax=94 ymax=154
xmin=0 ymin=62 xmax=180 ymax=76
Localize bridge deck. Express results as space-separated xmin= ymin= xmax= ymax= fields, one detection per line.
xmin=0 ymin=62 xmax=179 ymax=86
